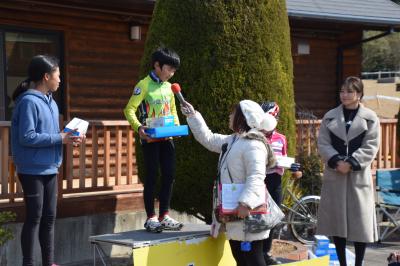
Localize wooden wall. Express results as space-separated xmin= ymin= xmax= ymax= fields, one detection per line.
xmin=0 ymin=2 xmax=366 ymax=120
xmin=291 ymin=33 xmax=338 ymax=117
xmin=339 ymin=30 xmax=363 ymax=84
xmin=0 ymin=1 xmax=152 ymax=121
xmin=290 ymin=20 xmax=363 ymax=118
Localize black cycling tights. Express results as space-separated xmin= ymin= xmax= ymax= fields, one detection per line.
xmin=19 ymin=174 xmax=57 ymax=266
xmin=333 ymin=236 xmax=366 ymax=266
xmin=142 ymin=140 xmax=175 ymax=218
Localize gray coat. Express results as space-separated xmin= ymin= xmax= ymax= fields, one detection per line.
xmin=316 ymin=104 xmax=380 ymax=243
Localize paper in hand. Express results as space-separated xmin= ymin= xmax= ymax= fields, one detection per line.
xmin=64 ymin=117 xmax=89 ymax=136
xmin=275 ymin=155 xmax=295 ymax=169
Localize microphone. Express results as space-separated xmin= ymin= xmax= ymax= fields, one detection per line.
xmin=171 ymin=83 xmax=186 ymax=105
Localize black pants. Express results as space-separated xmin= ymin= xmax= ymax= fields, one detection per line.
xmin=19 ymin=174 xmax=58 ymax=266
xmin=142 ymin=139 xmax=175 ymax=217
xmin=333 ymin=236 xmax=367 ymax=266
xmin=263 ymin=173 xmax=282 ymax=255
xmin=229 ymin=240 xmax=267 ymax=266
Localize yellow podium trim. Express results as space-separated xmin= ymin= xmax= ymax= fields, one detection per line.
xmin=133 ymin=234 xmax=329 ymax=266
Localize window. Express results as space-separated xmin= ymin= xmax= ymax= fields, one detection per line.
xmin=0 ymin=28 xmax=63 ymax=120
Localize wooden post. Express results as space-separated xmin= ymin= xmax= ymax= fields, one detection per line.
xmin=115 ymin=127 xmax=122 ymax=185
xmin=104 ymin=127 xmax=110 ymax=187
xmin=9 ymin=157 xmax=15 ymax=203
xmin=377 ymin=125 xmax=383 ymax=169
xmin=91 ymin=125 xmax=98 ymax=187
xmin=384 ymin=124 xmax=390 ymax=168
xmin=392 ymin=123 xmax=397 ymax=168
xmin=79 ymin=139 xmax=86 ymax=188
xmin=1 ymin=127 xmax=9 ymax=196
xmin=65 ymin=144 xmax=74 ymax=189
xmin=127 ymin=129 xmax=133 ymax=185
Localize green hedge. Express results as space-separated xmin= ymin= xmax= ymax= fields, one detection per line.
xmin=137 ymin=0 xmax=295 ymax=223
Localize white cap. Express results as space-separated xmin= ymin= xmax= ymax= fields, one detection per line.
xmin=260 ymin=113 xmax=277 ymax=132
xmin=239 ymin=100 xmax=277 ymax=131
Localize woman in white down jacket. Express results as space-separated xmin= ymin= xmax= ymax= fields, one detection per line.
xmin=181 ymin=99 xmax=277 ymax=266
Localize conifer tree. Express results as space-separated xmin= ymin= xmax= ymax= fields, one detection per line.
xmin=138 ymin=0 xmax=295 ymax=222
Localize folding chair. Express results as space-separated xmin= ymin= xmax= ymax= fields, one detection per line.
xmin=375 ymin=169 xmax=400 ymax=242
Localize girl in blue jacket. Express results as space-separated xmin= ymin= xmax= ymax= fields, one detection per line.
xmin=11 ymin=55 xmax=83 ymax=266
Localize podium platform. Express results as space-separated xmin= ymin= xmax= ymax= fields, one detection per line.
xmin=90 ymin=223 xmax=210 ymax=249
xmin=89 ymin=224 xmax=330 ymax=266
xmin=89 ymin=224 xmax=237 ymax=266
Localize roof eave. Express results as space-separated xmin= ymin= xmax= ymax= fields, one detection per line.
xmin=288 ymin=11 xmax=400 ymax=29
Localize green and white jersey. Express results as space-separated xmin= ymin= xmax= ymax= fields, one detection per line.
xmin=124 ymin=72 xmax=179 ymax=132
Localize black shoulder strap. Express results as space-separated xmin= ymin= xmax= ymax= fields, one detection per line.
xmin=217 ymin=135 xmax=237 ymax=183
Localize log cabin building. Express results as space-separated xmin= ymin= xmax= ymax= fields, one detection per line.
xmin=0 ymin=1 xmax=398 ymax=263
xmin=0 ymin=0 xmax=398 ymax=221
xmin=1 ymin=0 xmax=399 ymax=121
xmin=287 ymin=0 xmax=400 ymax=117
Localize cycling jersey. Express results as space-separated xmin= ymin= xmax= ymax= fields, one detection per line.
xmin=124 ymin=71 xmax=179 ymax=132
xmin=266 ymin=131 xmax=287 ymax=176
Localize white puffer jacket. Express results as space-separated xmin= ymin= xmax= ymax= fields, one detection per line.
xmin=187 ymin=112 xmax=274 ymax=241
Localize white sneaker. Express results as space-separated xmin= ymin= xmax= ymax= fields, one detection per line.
xmin=159 ymin=215 xmax=184 ymax=231
xmin=144 ymin=217 xmax=163 ymax=233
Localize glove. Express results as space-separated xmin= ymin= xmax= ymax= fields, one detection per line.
xmin=180 ymin=101 xmax=196 ymax=117
xmin=289 ymin=163 xmax=301 ymax=172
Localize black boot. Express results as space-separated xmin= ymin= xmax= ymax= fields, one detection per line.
xmin=264 ymin=254 xmax=282 ymax=265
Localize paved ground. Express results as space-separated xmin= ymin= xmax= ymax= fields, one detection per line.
xmin=68 ymin=235 xmax=400 ymax=266
xmin=348 ymin=238 xmax=400 ymax=266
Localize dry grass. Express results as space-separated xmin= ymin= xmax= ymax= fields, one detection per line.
xmin=362 ymin=79 xmax=400 ymax=119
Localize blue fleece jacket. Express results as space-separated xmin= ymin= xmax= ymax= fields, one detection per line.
xmin=11 ymin=89 xmax=63 ymax=175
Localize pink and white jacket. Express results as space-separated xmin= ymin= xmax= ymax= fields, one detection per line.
xmin=266 ymin=131 xmax=287 ymax=176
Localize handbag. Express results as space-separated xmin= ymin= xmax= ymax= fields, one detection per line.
xmin=244 ymin=189 xmax=285 ymax=233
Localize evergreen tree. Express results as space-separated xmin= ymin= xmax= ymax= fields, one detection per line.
xmin=138 ymin=0 xmax=295 ymax=222
xmin=362 ymin=31 xmax=400 ymax=72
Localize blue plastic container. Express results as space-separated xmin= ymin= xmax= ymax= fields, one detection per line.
xmin=314 ymin=235 xmax=330 ymax=249
xmin=145 ymin=125 xmax=189 ymax=139
xmin=313 ymin=245 xmax=328 ymax=257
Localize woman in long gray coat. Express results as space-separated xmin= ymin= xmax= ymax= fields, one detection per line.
xmin=317 ymin=76 xmax=380 ymax=266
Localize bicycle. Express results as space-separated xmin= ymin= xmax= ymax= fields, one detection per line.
xmin=276 ymin=186 xmax=320 ymax=245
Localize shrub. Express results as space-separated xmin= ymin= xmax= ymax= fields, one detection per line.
xmin=0 ymin=211 xmax=16 ymax=246
xmin=294 ymin=109 xmax=323 ymax=196
xmin=138 ymin=0 xmax=295 ymax=223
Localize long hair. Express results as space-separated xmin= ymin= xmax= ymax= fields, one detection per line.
xmin=231 ymin=104 xmax=251 ymax=133
xmin=12 ymin=55 xmax=59 ymax=101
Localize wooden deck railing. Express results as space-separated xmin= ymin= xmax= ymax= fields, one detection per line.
xmin=296 ymin=118 xmax=398 ymax=169
xmin=0 ymin=118 xmax=397 ymax=209
xmin=0 ymin=120 xmax=141 ymax=206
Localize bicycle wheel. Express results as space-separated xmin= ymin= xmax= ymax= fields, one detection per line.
xmin=288 ymin=195 xmax=320 ymax=244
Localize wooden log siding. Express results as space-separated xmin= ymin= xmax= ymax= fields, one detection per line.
xmin=0 ymin=2 xmax=151 ymax=121
xmin=290 ymin=23 xmax=363 ymax=118
xmin=291 ymin=35 xmax=339 ymax=117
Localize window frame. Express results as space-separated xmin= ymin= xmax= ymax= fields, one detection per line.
xmin=0 ymin=25 xmax=64 ymax=120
